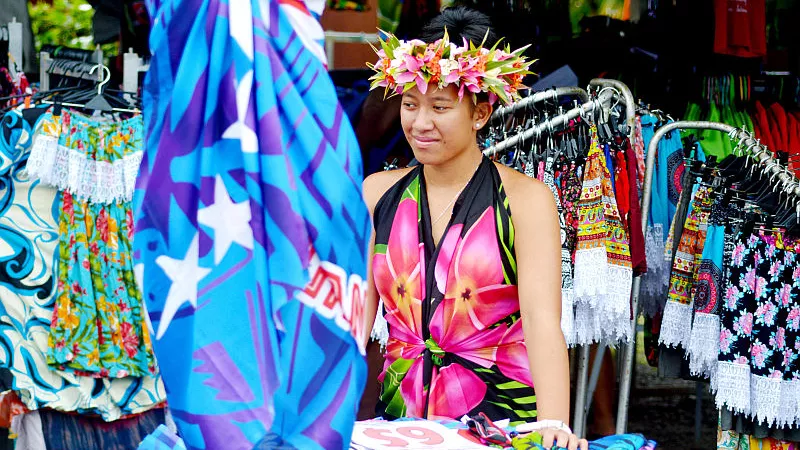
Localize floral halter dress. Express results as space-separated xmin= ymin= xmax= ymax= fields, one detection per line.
xmin=372 ymin=156 xmax=536 ymax=425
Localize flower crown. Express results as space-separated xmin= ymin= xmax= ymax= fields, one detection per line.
xmin=367 ymin=29 xmax=534 ymax=105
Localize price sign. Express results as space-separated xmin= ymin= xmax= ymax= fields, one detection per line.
xmin=351 ymin=420 xmax=487 ymax=449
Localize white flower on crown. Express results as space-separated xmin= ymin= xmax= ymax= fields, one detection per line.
xmin=439 ymin=58 xmax=459 ymax=77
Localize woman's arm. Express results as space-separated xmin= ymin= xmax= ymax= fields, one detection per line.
xmin=512 ymin=178 xmax=570 ymax=422
xmin=506 ymin=172 xmax=586 ymax=450
xmin=360 ymin=169 xmax=409 ymax=348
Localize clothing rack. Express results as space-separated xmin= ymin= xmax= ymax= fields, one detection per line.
xmin=615 ymin=121 xmax=800 ymax=434
xmin=323 ymin=31 xmax=379 ymax=70
xmin=3 ymin=18 xmax=23 ymax=78
xmin=491 ymin=86 xmax=590 ymax=120
xmin=123 ymin=48 xmax=148 ymax=99
xmin=482 ymin=78 xmax=643 ymax=439
xmin=39 ymin=46 xmax=104 ymax=91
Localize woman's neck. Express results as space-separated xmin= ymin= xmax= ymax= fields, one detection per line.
xmin=423 ymin=146 xmax=484 ymax=190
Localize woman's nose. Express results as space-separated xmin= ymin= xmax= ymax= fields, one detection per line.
xmin=411 ymin=108 xmax=434 ymax=131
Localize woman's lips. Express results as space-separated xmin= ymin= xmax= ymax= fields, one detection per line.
xmin=413 ymin=136 xmax=439 ymax=146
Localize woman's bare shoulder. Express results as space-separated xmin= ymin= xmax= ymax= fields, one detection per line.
xmin=363 ymin=167 xmax=415 ymax=214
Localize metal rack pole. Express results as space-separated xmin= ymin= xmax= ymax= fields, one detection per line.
xmin=589 ymin=78 xmax=636 ymax=143
xmin=614 ymin=120 xmax=737 ymax=434
xmin=491 ymin=86 xmax=590 ymax=120
xmin=484 ymin=89 xmax=615 ymax=157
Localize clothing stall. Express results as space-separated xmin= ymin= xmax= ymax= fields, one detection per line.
xmin=0 ymin=25 xmax=170 ymax=447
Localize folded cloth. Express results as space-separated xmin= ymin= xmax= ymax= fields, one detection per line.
xmin=137 ymin=425 xmax=186 ymax=450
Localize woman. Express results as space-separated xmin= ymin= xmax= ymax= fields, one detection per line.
xmin=362 ymin=7 xmax=588 ymax=450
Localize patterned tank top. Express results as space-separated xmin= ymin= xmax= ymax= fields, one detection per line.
xmin=372 ymin=156 xmax=537 ymax=425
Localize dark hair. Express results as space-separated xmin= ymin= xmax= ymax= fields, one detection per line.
xmin=419 ymin=6 xmax=499 ymax=48
xmin=420 ymin=6 xmax=497 ymax=108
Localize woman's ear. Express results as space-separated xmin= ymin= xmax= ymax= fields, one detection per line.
xmin=472 ymin=101 xmax=493 ymax=130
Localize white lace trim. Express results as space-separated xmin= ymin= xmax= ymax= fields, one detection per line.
xmin=26 ymin=139 xmax=142 ymax=204
xmin=687 ymin=312 xmax=720 ymax=380
xmin=640 ymin=224 xmax=668 ymax=317
xmin=658 ymin=301 xmax=693 ymax=348
xmin=603 ymin=264 xmax=632 ymax=316
xmin=714 ymin=361 xmax=751 ymax=415
xmin=370 ymin=299 xmax=389 ymax=350
xmin=751 ymin=375 xmax=783 ymax=427
xmin=574 ymin=303 xmax=601 ymax=345
xmin=561 ymin=287 xmax=576 ymax=346
xmin=573 ymin=246 xmax=608 ymax=304
xmin=715 ymin=362 xmax=800 ymax=427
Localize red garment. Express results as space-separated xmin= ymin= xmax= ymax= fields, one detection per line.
xmin=753 ymin=101 xmax=776 ymax=152
xmin=615 ymin=151 xmax=630 ymax=218
xmin=768 ymin=102 xmax=788 ymax=152
xmin=623 ymin=139 xmax=647 ymax=275
xmin=713 ymin=0 xmax=767 ymax=58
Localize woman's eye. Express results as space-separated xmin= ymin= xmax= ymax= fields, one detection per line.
xmin=433 ymin=106 xmax=448 ymax=111
xmin=403 ymin=102 xmax=417 ymax=108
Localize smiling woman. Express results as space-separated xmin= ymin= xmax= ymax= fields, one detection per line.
xmin=360 ymin=6 xmax=588 ymax=450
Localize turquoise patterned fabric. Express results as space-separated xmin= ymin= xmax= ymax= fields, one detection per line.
xmin=0 ymin=108 xmax=165 ymax=420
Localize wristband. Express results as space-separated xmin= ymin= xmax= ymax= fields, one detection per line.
xmin=515 ymin=420 xmax=572 ymax=435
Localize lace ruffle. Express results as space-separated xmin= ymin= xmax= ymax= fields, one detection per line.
xmin=573 ymin=246 xmax=608 ymax=304
xmin=639 ymin=224 xmax=668 ymax=317
xmin=26 ymin=139 xmax=142 ymax=204
xmin=370 ymin=299 xmax=389 ymax=350
xmin=574 ymin=303 xmax=601 ymax=345
xmin=658 ymin=300 xmax=693 ymax=348
xmin=715 ymin=361 xmax=751 ymax=415
xmin=561 ymin=286 xmax=576 ymax=346
xmin=687 ymin=312 xmax=720 ymax=380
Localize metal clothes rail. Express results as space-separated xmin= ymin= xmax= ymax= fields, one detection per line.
xmin=616 ymin=121 xmax=800 ymax=434
xmin=481 ymin=79 xmax=643 ymax=439
xmin=491 ymin=86 xmax=590 ymax=121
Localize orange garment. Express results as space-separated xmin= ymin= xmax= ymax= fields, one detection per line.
xmin=0 ymin=391 xmax=29 ymax=428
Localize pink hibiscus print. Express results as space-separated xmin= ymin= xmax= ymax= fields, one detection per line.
xmin=719 ymin=329 xmax=733 ymax=354
xmin=380 ymin=206 xmax=530 ymax=420
xmin=126 ymin=209 xmax=135 ymax=240
xmin=725 ymin=285 xmax=740 ymax=310
xmin=751 ymin=343 xmax=768 ymax=369
xmin=732 ymin=243 xmax=746 ymax=266
xmin=787 ymin=308 xmax=800 ymax=331
xmin=120 ymin=322 xmax=139 ymax=358
xmin=779 ymin=284 xmax=792 ymax=307
xmin=784 ymin=349 xmax=796 ymax=368
xmin=769 ymin=327 xmax=786 ymax=349
xmin=755 ymin=302 xmax=776 ymax=326
xmin=734 ymin=312 xmax=753 ymax=336
xmin=373 ymin=198 xmax=425 ymax=355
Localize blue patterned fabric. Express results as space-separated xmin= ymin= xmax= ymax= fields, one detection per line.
xmin=0 ymin=108 xmax=165 ymax=420
xmin=135 ymin=1 xmax=370 ymax=449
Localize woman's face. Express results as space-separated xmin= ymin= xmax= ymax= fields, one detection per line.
xmin=400 ymin=84 xmax=491 ymax=166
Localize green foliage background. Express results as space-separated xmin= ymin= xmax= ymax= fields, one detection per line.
xmin=29 ymin=0 xmax=118 ymax=57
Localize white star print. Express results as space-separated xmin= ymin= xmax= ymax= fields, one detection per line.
xmin=155 ymin=234 xmax=211 ymax=339
xmin=222 ymin=70 xmax=258 ymax=153
xmin=197 ymin=175 xmax=254 ymax=264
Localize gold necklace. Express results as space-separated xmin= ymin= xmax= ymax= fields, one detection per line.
xmin=429 ymin=159 xmax=482 ymax=226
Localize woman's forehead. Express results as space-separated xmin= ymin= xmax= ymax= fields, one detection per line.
xmin=403 ymin=85 xmax=460 ymax=102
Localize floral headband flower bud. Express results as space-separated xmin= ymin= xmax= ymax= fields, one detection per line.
xmin=366 ymin=28 xmax=535 ymax=105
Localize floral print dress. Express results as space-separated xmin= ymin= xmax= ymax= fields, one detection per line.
xmin=35 ymin=111 xmax=157 ymax=378
xmin=372 ymin=157 xmax=536 ymax=425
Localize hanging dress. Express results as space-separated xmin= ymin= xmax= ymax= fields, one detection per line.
xmin=372 ymin=157 xmax=536 ymax=425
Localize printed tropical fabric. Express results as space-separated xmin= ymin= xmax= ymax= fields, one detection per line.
xmin=26 ymin=110 xmax=143 ymax=204
xmin=0 ymin=108 xmax=165 ymax=420
xmin=716 ymin=231 xmax=800 ymax=427
xmin=48 ymin=190 xmax=157 ymax=378
xmin=372 ymin=157 xmax=536 ymax=426
xmin=718 ymin=427 xmax=797 ymax=449
xmin=135 ymin=1 xmax=369 ymax=449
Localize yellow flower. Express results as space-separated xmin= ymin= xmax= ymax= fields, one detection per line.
xmin=87 ymin=348 xmax=99 ymax=367
xmin=64 ymin=312 xmax=80 ymax=330
xmin=96 ymin=296 xmax=107 ymax=312
xmin=56 ymin=295 xmax=70 ymax=321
